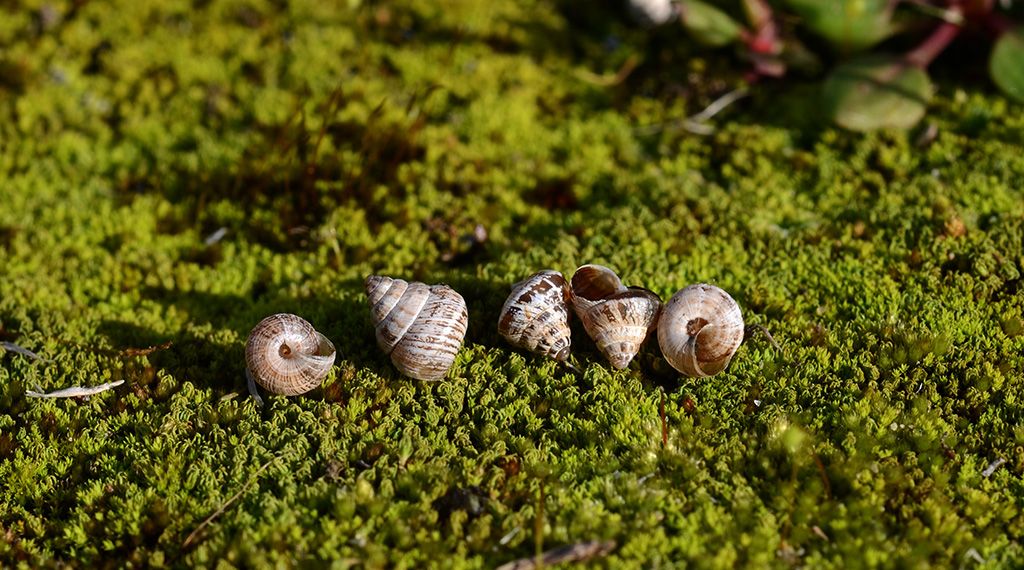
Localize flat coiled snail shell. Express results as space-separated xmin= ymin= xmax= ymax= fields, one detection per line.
xmin=365 ymin=275 xmax=468 ymax=381
xmin=570 ymin=264 xmax=661 ymax=369
xmin=245 ymin=313 xmax=336 ymax=395
xmin=657 ymin=284 xmax=743 ymax=377
xmin=498 ymin=270 xmax=573 ymax=362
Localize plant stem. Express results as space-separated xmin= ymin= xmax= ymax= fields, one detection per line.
xmin=905 ymin=19 xmax=962 ymax=68
xmin=183 ymin=453 xmax=283 ymax=548
xmin=901 ymin=0 xmax=966 ymax=24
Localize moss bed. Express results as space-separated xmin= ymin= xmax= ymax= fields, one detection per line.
xmin=2 ymin=0 xmax=1023 ymax=567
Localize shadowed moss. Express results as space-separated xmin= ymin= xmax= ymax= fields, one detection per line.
xmin=1 ymin=0 xmax=1023 ymax=568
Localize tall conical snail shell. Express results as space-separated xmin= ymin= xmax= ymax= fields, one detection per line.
xmin=657 ymin=284 xmax=744 ymax=377
xmin=245 ymin=313 xmax=337 ymax=395
xmin=365 ymin=275 xmax=468 ymax=381
xmin=570 ymin=264 xmax=661 ymax=369
xmin=498 ymin=270 xmax=573 ymax=362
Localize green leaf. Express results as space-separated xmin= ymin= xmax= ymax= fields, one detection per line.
xmin=822 ymin=56 xmax=933 ymax=131
xmin=679 ymin=0 xmax=743 ymax=47
xmin=990 ymin=29 xmax=1024 ymax=103
xmin=784 ymin=0 xmax=894 ymax=52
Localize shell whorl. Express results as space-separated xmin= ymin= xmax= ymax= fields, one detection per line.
xmin=571 ymin=265 xmax=662 ymax=369
xmin=657 ymin=283 xmax=744 ymax=377
xmin=245 ymin=313 xmax=336 ymax=395
xmin=365 ymin=275 xmax=468 ymax=381
xmin=497 ymin=270 xmax=572 ymax=362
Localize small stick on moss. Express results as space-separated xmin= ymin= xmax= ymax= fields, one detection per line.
xmin=203 ymin=227 xmax=227 ymax=246
xmin=811 ymin=451 xmax=832 ymax=500
xmin=744 ymin=324 xmax=781 ymax=352
xmin=245 ymin=368 xmax=265 ymax=407
xmin=183 ymin=453 xmax=283 ymax=548
xmin=534 ymin=482 xmax=545 ymax=567
xmin=120 ymin=340 xmax=174 ymax=358
xmin=965 ymin=548 xmax=986 ymax=564
xmin=690 ymin=88 xmax=751 ymax=123
xmin=812 ymin=525 xmax=830 ymax=542
xmin=26 ymin=380 xmax=124 ymax=399
xmin=575 ymin=54 xmax=639 ymax=87
xmin=1 ymin=341 xmax=54 ymax=363
xmin=659 ymin=389 xmax=668 ymax=449
xmin=496 ymin=540 xmax=617 ymax=570
xmin=637 ymin=88 xmax=750 ymax=136
xmin=982 ymin=458 xmax=1005 ymax=478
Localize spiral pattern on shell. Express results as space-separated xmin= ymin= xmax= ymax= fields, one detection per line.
xmin=497 ymin=270 xmax=572 ymax=362
xmin=571 ymin=265 xmax=661 ymax=369
xmin=245 ymin=313 xmax=336 ymax=395
xmin=657 ymin=284 xmax=744 ymax=377
xmin=365 ymin=275 xmax=468 ymax=381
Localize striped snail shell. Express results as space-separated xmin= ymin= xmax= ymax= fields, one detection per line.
xmin=570 ymin=264 xmax=661 ymax=369
xmin=498 ymin=270 xmax=572 ymax=362
xmin=657 ymin=284 xmax=744 ymax=377
xmin=365 ymin=275 xmax=468 ymax=381
xmin=245 ymin=313 xmax=336 ymax=395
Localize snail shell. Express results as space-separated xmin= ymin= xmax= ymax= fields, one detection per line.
xmin=657 ymin=284 xmax=744 ymax=377
xmin=570 ymin=264 xmax=661 ymax=369
xmin=245 ymin=313 xmax=336 ymax=395
xmin=497 ymin=270 xmax=572 ymax=362
xmin=365 ymin=275 xmax=468 ymax=381
xmin=628 ymin=0 xmax=677 ymax=27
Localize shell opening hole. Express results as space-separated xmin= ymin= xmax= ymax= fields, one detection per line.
xmin=686 ymin=317 xmax=709 ymax=337
xmin=279 ymin=343 xmax=293 ymax=358
xmin=571 ymin=265 xmax=624 ymax=301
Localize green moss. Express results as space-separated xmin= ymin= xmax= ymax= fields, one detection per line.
xmin=1 ymin=0 xmax=1023 ymax=567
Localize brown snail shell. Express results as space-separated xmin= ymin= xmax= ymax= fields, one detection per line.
xmin=365 ymin=275 xmax=468 ymax=381
xmin=570 ymin=264 xmax=661 ymax=369
xmin=245 ymin=313 xmax=336 ymax=395
xmin=498 ymin=270 xmax=573 ymax=362
xmin=657 ymin=283 xmax=743 ymax=377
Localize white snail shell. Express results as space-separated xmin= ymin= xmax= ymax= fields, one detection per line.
xmin=627 ymin=0 xmax=677 ymax=27
xmin=657 ymin=283 xmax=744 ymax=377
xmin=365 ymin=275 xmax=468 ymax=381
xmin=245 ymin=313 xmax=336 ymax=395
xmin=570 ymin=264 xmax=661 ymax=369
xmin=498 ymin=270 xmax=572 ymax=362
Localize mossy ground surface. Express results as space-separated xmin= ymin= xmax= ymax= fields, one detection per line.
xmin=1 ymin=1 xmax=1023 ymax=568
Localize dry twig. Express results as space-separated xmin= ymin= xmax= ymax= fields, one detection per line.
xmin=575 ymin=55 xmax=640 ymax=87
xmin=183 ymin=453 xmax=284 ymax=548
xmin=246 ymin=368 xmax=265 ymax=407
xmin=635 ymin=88 xmax=750 ymax=136
xmin=26 ymin=381 xmax=124 ymax=399
xmin=496 ymin=541 xmax=617 ymax=570
xmin=1 ymin=341 xmax=53 ymax=362
xmin=120 ymin=340 xmax=174 ymax=357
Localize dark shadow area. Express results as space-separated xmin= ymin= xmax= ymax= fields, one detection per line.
xmin=0 ymin=319 xmax=20 ymax=343
xmin=0 ymin=225 xmax=19 ymax=251
xmin=95 ymin=321 xmax=176 ymax=354
xmin=629 ymin=331 xmax=684 ymax=393
xmin=95 ymin=284 xmax=398 ymax=395
xmin=309 ymin=276 xmax=404 ymax=383
xmin=359 ymin=0 xmax=627 ymax=64
xmin=118 ymin=95 xmax=429 ymax=254
xmin=97 ymin=315 xmax=244 ymax=395
xmin=106 ymin=0 xmax=711 ymax=258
